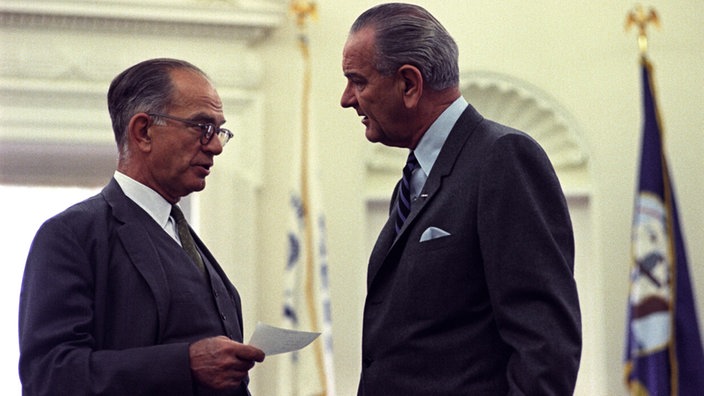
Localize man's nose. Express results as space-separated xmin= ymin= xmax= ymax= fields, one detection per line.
xmin=202 ymin=134 xmax=224 ymax=156
xmin=340 ymin=83 xmax=356 ymax=108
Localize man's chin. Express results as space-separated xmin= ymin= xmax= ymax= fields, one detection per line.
xmin=188 ymin=179 xmax=207 ymax=194
xmin=366 ymin=132 xmax=403 ymax=148
xmin=365 ymin=129 xmax=382 ymax=144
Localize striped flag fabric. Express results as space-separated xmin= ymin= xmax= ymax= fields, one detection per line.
xmin=624 ymin=58 xmax=704 ymax=395
xmin=282 ymin=148 xmax=336 ymax=395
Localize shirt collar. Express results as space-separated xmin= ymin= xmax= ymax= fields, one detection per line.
xmin=413 ymin=96 xmax=468 ymax=175
xmin=113 ymin=171 xmax=173 ymax=230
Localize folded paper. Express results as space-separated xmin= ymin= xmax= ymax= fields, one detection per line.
xmin=248 ymin=322 xmax=320 ymax=356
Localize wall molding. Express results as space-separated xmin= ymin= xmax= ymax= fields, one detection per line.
xmin=460 ymin=70 xmax=589 ymax=170
xmin=0 ymin=1 xmax=285 ymax=40
xmin=0 ymin=0 xmax=285 ymax=187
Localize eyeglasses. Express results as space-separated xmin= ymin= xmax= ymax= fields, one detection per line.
xmin=148 ymin=113 xmax=233 ymax=147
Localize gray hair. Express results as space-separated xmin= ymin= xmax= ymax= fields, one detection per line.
xmin=350 ymin=3 xmax=459 ymax=91
xmin=107 ymin=58 xmax=209 ymax=153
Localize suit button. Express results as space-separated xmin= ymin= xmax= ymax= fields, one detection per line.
xmin=363 ymin=357 xmax=373 ymax=368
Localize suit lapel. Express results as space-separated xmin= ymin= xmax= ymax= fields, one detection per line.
xmin=101 ymin=180 xmax=171 ymax=333
xmin=367 ymin=105 xmax=484 ymax=288
xmin=367 ymin=209 xmax=397 ymax=286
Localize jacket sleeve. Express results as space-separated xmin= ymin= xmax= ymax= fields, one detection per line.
xmin=477 ymin=132 xmax=582 ymax=395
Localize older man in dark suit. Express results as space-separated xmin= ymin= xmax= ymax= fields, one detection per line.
xmin=341 ymin=4 xmax=582 ymax=395
xmin=19 ymin=58 xmax=264 ymax=395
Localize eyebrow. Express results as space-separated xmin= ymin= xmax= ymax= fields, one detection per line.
xmin=189 ymin=113 xmax=226 ymax=126
xmin=344 ymin=71 xmax=365 ymax=81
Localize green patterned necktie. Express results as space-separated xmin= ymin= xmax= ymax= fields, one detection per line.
xmin=171 ymin=205 xmax=205 ymax=273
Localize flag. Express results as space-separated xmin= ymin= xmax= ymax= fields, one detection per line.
xmin=624 ymin=58 xmax=704 ymax=395
xmin=281 ymin=3 xmax=336 ymax=394
xmin=282 ymin=146 xmax=336 ymax=396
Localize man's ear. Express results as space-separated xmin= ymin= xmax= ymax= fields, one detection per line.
xmin=398 ymin=65 xmax=423 ymax=109
xmin=128 ymin=113 xmax=153 ymax=152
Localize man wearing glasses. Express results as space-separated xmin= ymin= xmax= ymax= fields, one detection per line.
xmin=19 ymin=58 xmax=264 ymax=395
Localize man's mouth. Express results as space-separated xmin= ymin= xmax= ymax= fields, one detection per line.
xmin=194 ymin=163 xmax=212 ymax=175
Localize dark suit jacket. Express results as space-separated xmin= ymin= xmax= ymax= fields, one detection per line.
xmin=358 ymin=104 xmax=582 ymax=395
xmin=19 ymin=179 xmax=247 ymax=396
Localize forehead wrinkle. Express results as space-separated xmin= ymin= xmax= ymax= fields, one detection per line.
xmin=173 ymin=91 xmax=222 ymax=110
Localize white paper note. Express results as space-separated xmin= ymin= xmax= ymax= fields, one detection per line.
xmin=248 ymin=322 xmax=320 ymax=356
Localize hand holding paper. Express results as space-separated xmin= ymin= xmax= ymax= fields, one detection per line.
xmin=248 ymin=322 xmax=320 ymax=356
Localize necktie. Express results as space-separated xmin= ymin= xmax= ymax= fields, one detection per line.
xmin=171 ymin=205 xmax=205 ymax=272
xmin=395 ymin=151 xmax=418 ymax=235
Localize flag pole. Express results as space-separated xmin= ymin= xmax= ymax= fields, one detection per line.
xmin=624 ymin=7 xmax=704 ymax=395
xmin=289 ymin=2 xmax=328 ymax=395
xmin=625 ymin=4 xmax=663 ymax=145
xmin=624 ymin=7 xmax=683 ymax=395
xmin=626 ymin=7 xmax=679 ymax=394
xmin=625 ymin=4 xmax=664 ymax=171
xmin=625 ymin=4 xmax=660 ymax=61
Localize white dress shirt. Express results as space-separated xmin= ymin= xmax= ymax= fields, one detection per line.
xmin=410 ymin=96 xmax=469 ymax=201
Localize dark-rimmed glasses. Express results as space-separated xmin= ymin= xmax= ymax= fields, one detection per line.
xmin=148 ymin=113 xmax=233 ymax=147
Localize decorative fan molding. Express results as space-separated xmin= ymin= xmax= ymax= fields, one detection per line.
xmin=459 ymin=71 xmax=588 ymax=170
xmin=365 ymin=70 xmax=591 ymax=197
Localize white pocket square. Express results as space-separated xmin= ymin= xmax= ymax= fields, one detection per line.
xmin=420 ymin=226 xmax=451 ymax=242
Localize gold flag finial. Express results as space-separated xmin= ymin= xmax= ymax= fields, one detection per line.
xmin=626 ymin=5 xmax=660 ymax=57
xmin=290 ymin=0 xmax=317 ymax=29
xmin=289 ymin=0 xmax=317 ymax=53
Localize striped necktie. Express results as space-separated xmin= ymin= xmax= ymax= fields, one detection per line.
xmin=395 ymin=151 xmax=417 ymax=235
xmin=171 ymin=205 xmax=205 ymax=272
